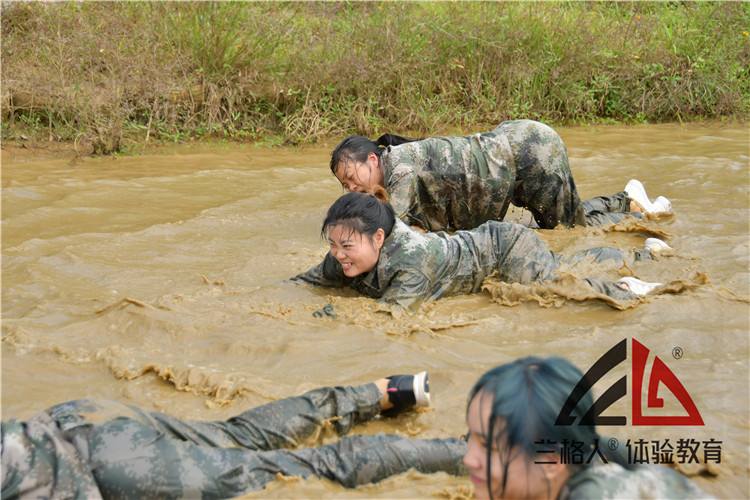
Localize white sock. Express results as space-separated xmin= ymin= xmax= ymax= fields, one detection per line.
xmin=624 ymin=179 xmax=655 ymax=212
xmin=644 ymin=238 xmax=673 ymax=253
xmin=617 ymin=277 xmax=663 ymax=296
xmin=651 ymin=196 xmax=673 ymax=214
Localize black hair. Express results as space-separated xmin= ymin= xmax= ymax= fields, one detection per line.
xmin=329 ymin=133 xmax=419 ymax=174
xmin=320 ymin=192 xmax=396 ymax=241
xmin=467 ymin=357 xmax=630 ymax=499
xmin=375 ymin=133 xmax=417 ymax=147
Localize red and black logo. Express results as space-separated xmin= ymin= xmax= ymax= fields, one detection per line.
xmin=556 ymin=338 xmax=704 ymax=426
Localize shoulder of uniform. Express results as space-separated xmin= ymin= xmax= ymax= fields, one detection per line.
xmin=567 ymin=463 xmax=711 ymax=499
xmin=386 ymin=220 xmax=430 ymax=253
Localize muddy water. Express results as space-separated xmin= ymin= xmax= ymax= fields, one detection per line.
xmin=2 ymin=123 xmax=748 ymax=498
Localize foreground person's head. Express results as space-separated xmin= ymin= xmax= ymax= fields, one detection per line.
xmin=464 ymin=357 xmax=606 ymax=500
xmin=330 ymin=134 xmax=416 ymax=193
xmin=321 ymin=192 xmax=395 ymax=277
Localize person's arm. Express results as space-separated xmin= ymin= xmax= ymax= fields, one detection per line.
xmin=292 ymin=253 xmax=346 ymax=288
xmin=378 ymin=269 xmax=432 ymax=313
xmin=386 ymin=166 xmax=418 ymax=225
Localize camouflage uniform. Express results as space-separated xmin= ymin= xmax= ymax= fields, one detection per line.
xmin=382 ymin=119 xmax=635 ymax=231
xmin=582 ymin=191 xmax=639 ymax=227
xmin=295 ymin=220 xmax=642 ymax=310
xmin=562 ymin=462 xmax=712 ymax=499
xmin=1 ymin=384 xmax=465 ymax=499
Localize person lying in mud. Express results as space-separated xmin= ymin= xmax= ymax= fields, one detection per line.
xmin=3 ymin=359 xmax=708 ymax=499
xmin=1 ymin=372 xmax=466 ymax=499
xmin=329 ymin=119 xmax=672 ymax=231
xmin=293 ymin=192 xmax=671 ymax=312
xmin=462 ymin=356 xmax=709 ymax=499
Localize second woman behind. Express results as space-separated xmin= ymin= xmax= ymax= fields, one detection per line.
xmin=330 ymin=120 xmax=672 ymax=231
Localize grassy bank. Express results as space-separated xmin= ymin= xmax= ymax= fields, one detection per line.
xmin=2 ymin=2 xmax=748 ymax=154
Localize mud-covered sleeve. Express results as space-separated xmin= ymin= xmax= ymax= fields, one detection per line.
xmin=387 ymin=167 xmax=418 ymax=224
xmin=378 ymin=269 xmax=432 ymax=311
xmin=292 ymin=253 xmax=346 ymax=288
xmin=566 ymin=464 xmax=713 ymax=500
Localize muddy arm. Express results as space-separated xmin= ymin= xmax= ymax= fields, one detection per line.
xmin=292 ymin=252 xmax=347 ymax=288
xmin=378 ymin=269 xmax=432 ymax=313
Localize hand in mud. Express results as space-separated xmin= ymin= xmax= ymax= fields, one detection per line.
xmin=312 ymin=303 xmax=337 ymax=319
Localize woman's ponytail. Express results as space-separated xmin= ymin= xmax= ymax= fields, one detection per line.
xmin=369 ymin=185 xmax=390 ymax=203
xmin=375 ymin=133 xmax=420 ymax=148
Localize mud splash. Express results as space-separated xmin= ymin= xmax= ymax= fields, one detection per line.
xmin=596 ymin=216 xmax=673 ymax=239
xmin=482 ymin=272 xmax=709 ymax=310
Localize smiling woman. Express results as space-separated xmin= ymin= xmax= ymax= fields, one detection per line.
xmin=293 ymin=192 xmax=669 ymax=312
xmin=320 ymin=192 xmax=393 ymax=278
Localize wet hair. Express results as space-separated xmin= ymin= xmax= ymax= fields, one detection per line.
xmin=320 ymin=191 xmax=396 ymax=241
xmin=467 ymin=357 xmax=630 ymax=499
xmin=329 ymin=133 xmax=419 ymax=174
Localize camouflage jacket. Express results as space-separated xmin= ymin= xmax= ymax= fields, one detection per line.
xmin=293 ymin=220 xmax=556 ymax=310
xmin=1 ymin=412 xmax=102 ymax=499
xmin=381 ymin=128 xmax=515 ymax=232
xmin=562 ymin=463 xmax=711 ymax=499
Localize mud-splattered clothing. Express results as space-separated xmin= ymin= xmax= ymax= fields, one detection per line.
xmin=582 ymin=190 xmax=640 ymax=226
xmin=294 ymin=219 xmax=641 ymax=310
xmin=562 ymin=462 xmax=711 ymax=499
xmin=382 ymin=124 xmax=518 ymax=231
xmin=381 ymin=119 xmax=635 ymax=231
xmin=1 ymin=385 xmax=465 ymax=499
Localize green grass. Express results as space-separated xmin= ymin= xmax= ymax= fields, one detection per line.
xmin=2 ymin=2 xmax=748 ymax=154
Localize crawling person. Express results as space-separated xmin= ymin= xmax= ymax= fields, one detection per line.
xmin=330 ymin=120 xmax=671 ymax=231
xmin=1 ymin=372 xmax=465 ymax=499
xmin=3 ymin=361 xmax=710 ymax=499
xmin=294 ymin=192 xmax=671 ymax=312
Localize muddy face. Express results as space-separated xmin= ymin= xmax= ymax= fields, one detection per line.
xmin=2 ymin=124 xmax=748 ymax=498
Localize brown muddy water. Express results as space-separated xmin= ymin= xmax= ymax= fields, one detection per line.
xmin=2 ymin=123 xmax=749 ymax=498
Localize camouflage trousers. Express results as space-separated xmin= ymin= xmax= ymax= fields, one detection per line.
xmin=495 ymin=120 xmax=637 ymax=228
xmin=582 ymin=191 xmax=642 ymax=226
xmin=1 ymin=384 xmax=466 ymax=499
xmin=479 ymin=222 xmax=649 ymax=302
